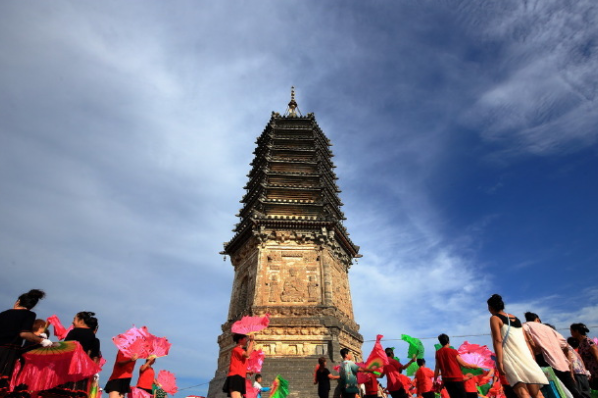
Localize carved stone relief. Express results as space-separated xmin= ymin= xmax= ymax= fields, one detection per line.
xmin=261 ymin=248 xmax=323 ymax=305
xmin=327 ymin=252 xmax=354 ymax=319
xmin=280 ymin=268 xmax=305 ymax=302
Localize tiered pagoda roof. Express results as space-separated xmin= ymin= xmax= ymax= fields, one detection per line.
xmin=223 ymin=91 xmax=359 ymax=260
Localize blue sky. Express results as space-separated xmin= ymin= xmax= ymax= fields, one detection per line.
xmin=1 ymin=1 xmax=597 ymax=396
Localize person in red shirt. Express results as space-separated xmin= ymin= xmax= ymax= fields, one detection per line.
xmin=463 ymin=369 xmax=493 ymax=398
xmin=222 ymin=333 xmax=255 ymax=398
xmin=362 ymin=372 xmax=381 ymax=398
xmin=414 ymin=359 xmax=435 ymax=398
xmin=433 ymin=334 xmax=479 ymax=398
xmin=382 ymin=347 xmax=415 ymax=398
xmin=105 ymin=350 xmax=139 ymax=398
xmin=137 ymin=356 xmax=158 ymax=395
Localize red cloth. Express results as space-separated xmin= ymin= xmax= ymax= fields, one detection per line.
xmin=399 ymin=374 xmax=413 ymax=392
xmin=108 ymin=350 xmax=136 ymax=380
xmin=364 ymin=374 xmax=378 ymax=395
xmin=415 ymin=366 xmax=434 ymax=394
xmin=441 ymin=387 xmax=450 ymax=398
xmin=435 ymin=347 xmax=463 ymax=382
xmin=464 ymin=375 xmax=479 ymax=393
xmin=11 ymin=341 xmax=100 ymax=391
xmin=383 ymin=358 xmax=404 ymax=391
xmin=227 ymin=345 xmax=247 ymax=377
xmin=137 ymin=366 xmax=155 ymax=389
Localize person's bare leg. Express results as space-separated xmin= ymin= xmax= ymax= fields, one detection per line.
xmin=527 ymin=384 xmax=542 ymax=398
xmin=231 ymin=391 xmax=242 ymax=398
xmin=512 ymin=383 xmax=531 ymax=398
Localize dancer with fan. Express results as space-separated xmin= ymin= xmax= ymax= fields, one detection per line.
xmin=433 ymin=334 xmax=480 ymax=398
xmin=137 ymin=356 xmax=158 ymax=395
xmin=222 ymin=314 xmax=268 ymax=398
xmin=45 ymin=311 xmax=101 ymax=397
xmin=105 ymin=350 xmax=139 ymax=398
xmin=381 ymin=347 xmax=416 ymax=398
xmin=222 ymin=333 xmax=255 ymax=398
xmin=0 ymin=289 xmax=50 ymax=394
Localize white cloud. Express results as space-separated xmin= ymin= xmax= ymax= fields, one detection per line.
xmin=461 ymin=0 xmax=598 ymax=158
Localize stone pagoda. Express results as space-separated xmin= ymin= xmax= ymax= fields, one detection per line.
xmin=207 ymin=89 xmax=363 ymax=398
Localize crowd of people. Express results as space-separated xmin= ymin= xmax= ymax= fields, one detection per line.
xmin=307 ymin=294 xmax=598 ymax=398
xmin=3 ymin=289 xmax=597 ymax=398
xmin=220 ymin=294 xmax=598 ymax=398
xmin=0 ymin=289 xmax=166 ymax=398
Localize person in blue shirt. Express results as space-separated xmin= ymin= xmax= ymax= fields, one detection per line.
xmin=253 ymin=374 xmax=270 ymax=398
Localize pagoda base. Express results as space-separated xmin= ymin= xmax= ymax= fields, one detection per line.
xmin=207 ymin=357 xmax=339 ymax=398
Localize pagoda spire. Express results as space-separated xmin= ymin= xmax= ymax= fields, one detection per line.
xmin=284 ymin=86 xmax=302 ymax=117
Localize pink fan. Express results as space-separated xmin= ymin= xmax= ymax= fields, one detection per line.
xmin=458 ymin=341 xmax=495 ymax=369
xmin=231 ymin=314 xmax=270 ymax=335
xmin=245 ymin=379 xmax=257 ymax=398
xmin=47 ymin=315 xmax=74 ymax=340
xmin=149 ymin=335 xmax=172 ymax=357
xmin=247 ymin=349 xmax=265 ymax=373
xmin=129 ymin=387 xmax=152 ymax=398
xmin=158 ymin=369 xmax=178 ymax=395
xmin=113 ymin=326 xmax=154 ymax=359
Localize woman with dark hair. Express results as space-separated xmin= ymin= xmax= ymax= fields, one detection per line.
xmin=66 ymin=312 xmax=100 ymax=360
xmin=566 ymin=337 xmax=592 ymax=398
xmin=314 ymin=356 xmax=340 ymax=398
xmin=570 ymin=323 xmax=598 ymax=390
xmin=487 ymin=294 xmax=547 ymax=398
xmin=47 ymin=311 xmax=101 ymax=397
xmin=0 ymin=289 xmax=50 ymax=393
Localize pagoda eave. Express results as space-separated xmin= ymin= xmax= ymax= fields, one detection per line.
xmin=223 ymin=219 xmax=359 ymax=259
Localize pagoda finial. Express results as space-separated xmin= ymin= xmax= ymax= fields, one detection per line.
xmin=284 ymin=86 xmax=302 ymax=117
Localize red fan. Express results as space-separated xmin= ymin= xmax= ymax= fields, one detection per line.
xmin=157 ymin=369 xmax=178 ymax=395
xmin=12 ymin=341 xmax=101 ymax=391
xmin=113 ymin=326 xmax=170 ymax=359
xmin=47 ymin=314 xmax=74 ymax=340
xmin=231 ymin=314 xmax=270 ymax=335
xmin=458 ymin=341 xmax=495 ymax=369
xmin=149 ymin=335 xmax=172 ymax=357
xmin=129 ymin=387 xmax=152 ymax=398
xmin=247 ymin=349 xmax=265 ymax=373
xmin=113 ymin=326 xmax=153 ymax=358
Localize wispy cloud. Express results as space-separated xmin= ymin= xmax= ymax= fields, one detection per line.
xmin=459 ymin=0 xmax=598 ymax=158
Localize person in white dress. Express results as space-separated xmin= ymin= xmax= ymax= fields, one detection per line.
xmin=487 ymin=294 xmax=548 ymax=398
